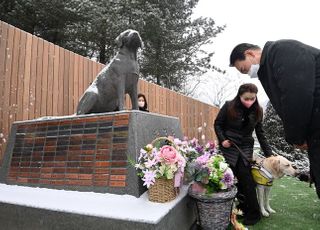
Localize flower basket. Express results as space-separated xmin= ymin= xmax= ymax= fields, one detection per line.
xmin=182 ymin=138 xmax=236 ymax=229
xmin=148 ymin=178 xmax=177 ymax=203
xmin=189 ymin=184 xmax=237 ymax=230
xmin=134 ymin=136 xmax=186 ymax=203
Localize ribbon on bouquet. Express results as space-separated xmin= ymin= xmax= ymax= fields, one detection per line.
xmin=174 ymin=169 xmax=184 ymax=187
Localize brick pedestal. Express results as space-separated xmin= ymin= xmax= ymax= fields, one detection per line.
xmin=0 ymin=111 xmax=182 ymax=197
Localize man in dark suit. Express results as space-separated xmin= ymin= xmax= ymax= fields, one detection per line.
xmin=229 ymin=40 xmax=320 ymax=199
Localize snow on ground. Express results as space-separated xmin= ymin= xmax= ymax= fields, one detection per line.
xmin=0 ymin=183 xmax=189 ymax=224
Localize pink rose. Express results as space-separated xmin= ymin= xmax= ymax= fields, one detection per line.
xmin=158 ymin=145 xmax=178 ymax=164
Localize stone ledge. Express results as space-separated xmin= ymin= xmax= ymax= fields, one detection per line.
xmin=0 ymin=184 xmax=196 ymax=230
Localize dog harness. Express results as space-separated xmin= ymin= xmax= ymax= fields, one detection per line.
xmin=230 ymin=141 xmax=274 ymax=186
xmin=251 ymin=161 xmax=274 ymax=186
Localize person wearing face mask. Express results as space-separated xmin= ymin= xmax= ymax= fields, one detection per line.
xmin=214 ymin=83 xmax=273 ymax=226
xmin=138 ymin=93 xmax=149 ymax=112
xmin=229 ymin=40 xmax=320 ymax=200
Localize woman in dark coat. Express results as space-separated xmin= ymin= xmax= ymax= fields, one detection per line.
xmin=214 ymin=83 xmax=273 ymax=226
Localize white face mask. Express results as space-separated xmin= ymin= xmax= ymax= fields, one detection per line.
xmin=247 ymin=64 xmax=260 ymax=78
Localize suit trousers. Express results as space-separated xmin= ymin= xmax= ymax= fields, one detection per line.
xmin=308 ymin=128 xmax=320 ymax=198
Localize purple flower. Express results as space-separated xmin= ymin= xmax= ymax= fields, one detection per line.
xmin=142 ymin=170 xmax=156 ymax=188
xmin=151 ymin=148 xmax=158 ymax=157
xmin=222 ymin=168 xmax=234 ymax=188
xmin=195 ymin=153 xmax=210 ymax=167
xmin=145 ymin=158 xmax=157 ymax=168
xmin=195 ymin=145 xmax=204 ymax=154
xmin=139 ymin=148 xmax=147 ymax=160
xmin=190 ymin=138 xmax=199 ymax=147
xmin=205 ymin=141 xmax=215 ymax=150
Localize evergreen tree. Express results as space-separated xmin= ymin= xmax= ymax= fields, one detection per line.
xmin=263 ymin=102 xmax=309 ymax=171
xmin=0 ymin=0 xmax=224 ymax=93
xmin=0 ymin=0 xmax=83 ymax=46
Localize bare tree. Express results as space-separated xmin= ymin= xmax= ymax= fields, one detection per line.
xmin=193 ymin=71 xmax=242 ymax=107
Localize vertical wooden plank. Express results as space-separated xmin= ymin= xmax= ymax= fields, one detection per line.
xmin=195 ymin=100 xmax=199 ymax=140
xmin=16 ymin=30 xmax=27 ymax=121
xmin=165 ymin=88 xmax=169 ymax=115
xmin=159 ymin=87 xmax=166 ymax=115
xmin=40 ymin=41 xmax=49 ymax=116
xmin=73 ymin=54 xmax=79 ymax=111
xmin=138 ymin=79 xmax=143 ymax=95
xmin=166 ymin=90 xmax=170 ymax=116
xmin=78 ymin=54 xmax=84 ymax=101
xmin=88 ymin=58 xmax=93 ymax=84
xmin=2 ymin=24 xmax=14 ymax=162
xmin=9 ymin=27 xmax=20 ymax=124
xmin=63 ymin=50 xmax=70 ymax=115
xmin=52 ymin=44 xmax=59 ymax=116
xmin=0 ymin=22 xmax=8 ymax=136
xmin=157 ymin=86 xmax=162 ymax=114
xmin=182 ymin=96 xmax=187 ymax=137
xmin=183 ymin=96 xmax=187 ymax=138
xmin=83 ymin=58 xmax=89 ymax=90
xmin=167 ymin=90 xmax=172 ymax=116
xmin=28 ymin=35 xmax=38 ymax=119
xmin=58 ymin=46 xmax=64 ymax=115
xmin=35 ymin=38 xmax=44 ymax=118
xmin=151 ymin=83 xmax=156 ymax=112
xmin=155 ymin=84 xmax=160 ymax=113
xmin=46 ymin=43 xmax=54 ymax=115
xmin=0 ymin=21 xmax=5 ymax=161
xmin=22 ymin=32 xmax=32 ymax=120
xmin=147 ymin=83 xmax=153 ymax=112
xmin=68 ymin=52 xmax=74 ymax=114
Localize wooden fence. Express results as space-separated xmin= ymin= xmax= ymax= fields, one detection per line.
xmin=0 ymin=20 xmax=219 ymax=163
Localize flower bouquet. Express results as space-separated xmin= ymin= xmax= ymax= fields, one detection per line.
xmin=184 ymin=138 xmax=237 ymax=230
xmin=191 ymin=153 xmax=235 ymax=194
xmin=135 ymin=136 xmax=186 ymax=203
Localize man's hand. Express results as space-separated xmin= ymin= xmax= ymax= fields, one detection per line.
xmin=222 ymin=140 xmax=232 ymax=148
xmin=294 ymin=142 xmax=308 ymax=151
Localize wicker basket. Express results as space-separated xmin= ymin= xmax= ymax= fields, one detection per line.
xmin=188 ymin=185 xmax=237 ymax=230
xmin=144 ymin=137 xmax=181 ymax=203
xmin=148 ymin=178 xmax=177 ymax=203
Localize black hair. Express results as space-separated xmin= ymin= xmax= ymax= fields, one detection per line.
xmin=138 ymin=93 xmax=148 ymax=111
xmin=229 ymin=43 xmax=261 ymax=66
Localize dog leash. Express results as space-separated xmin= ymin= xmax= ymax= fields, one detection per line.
xmin=230 ymin=141 xmax=254 ymax=164
xmin=230 ymin=141 xmax=274 ymax=186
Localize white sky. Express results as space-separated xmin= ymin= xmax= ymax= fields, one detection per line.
xmin=195 ymin=0 xmax=320 ymax=69
xmin=193 ymin=0 xmax=320 ymax=106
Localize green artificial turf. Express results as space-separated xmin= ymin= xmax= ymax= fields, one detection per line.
xmin=248 ymin=176 xmax=320 ymax=230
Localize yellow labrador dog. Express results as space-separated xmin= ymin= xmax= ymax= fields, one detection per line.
xmin=252 ymin=155 xmax=299 ymax=217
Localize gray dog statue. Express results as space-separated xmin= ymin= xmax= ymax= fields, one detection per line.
xmin=76 ymin=29 xmax=143 ymax=114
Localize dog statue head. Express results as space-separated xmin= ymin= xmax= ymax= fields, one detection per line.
xmin=115 ymin=29 xmax=143 ymax=50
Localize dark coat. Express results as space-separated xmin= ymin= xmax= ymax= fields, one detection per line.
xmin=139 ymin=107 xmax=149 ymax=112
xmin=214 ymin=101 xmax=272 ymax=167
xmin=258 ymin=39 xmax=320 ymax=145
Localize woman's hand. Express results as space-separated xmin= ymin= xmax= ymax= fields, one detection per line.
xmin=222 ymin=140 xmax=232 ymax=148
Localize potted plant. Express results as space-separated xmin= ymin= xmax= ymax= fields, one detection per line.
xmin=134 ymin=137 xmax=186 ymax=203
xmin=184 ymin=138 xmax=237 ymax=230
